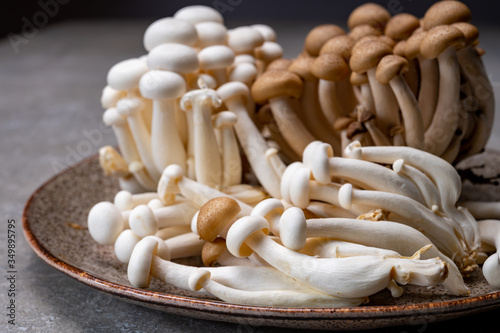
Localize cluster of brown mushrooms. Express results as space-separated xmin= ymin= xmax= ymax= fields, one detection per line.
xmin=88 ymin=2 xmax=500 ymax=307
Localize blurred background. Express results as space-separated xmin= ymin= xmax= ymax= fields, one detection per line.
xmin=3 ymin=0 xmax=500 ymax=38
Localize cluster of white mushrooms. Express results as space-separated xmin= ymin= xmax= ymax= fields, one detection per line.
xmin=89 ymin=2 xmax=500 ymax=307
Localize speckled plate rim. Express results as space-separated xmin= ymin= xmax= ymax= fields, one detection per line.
xmin=22 ymin=154 xmax=500 ymax=327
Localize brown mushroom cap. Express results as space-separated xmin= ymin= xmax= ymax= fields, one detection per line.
xmin=375 ymin=55 xmax=409 ymax=84
xmin=201 ymin=237 xmax=227 ymax=266
xmin=422 ymin=0 xmax=472 ymax=31
xmin=420 ymin=25 xmax=465 ymax=59
xmin=404 ymin=31 xmax=426 ymax=60
xmin=333 ymin=116 xmax=355 ymax=131
xmin=304 ymin=24 xmax=346 ymax=56
xmin=197 ymin=197 xmax=241 ymax=242
xmin=393 ymin=40 xmax=406 ymax=57
xmin=311 ymin=53 xmax=350 ymax=81
xmin=347 ymin=3 xmax=391 ymax=31
xmin=288 ymin=57 xmax=316 ymax=81
xmin=350 ymin=40 xmax=393 ymax=73
xmin=385 ymin=13 xmax=420 ymax=41
xmin=251 ymin=70 xmax=303 ymax=104
xmin=349 ymin=24 xmax=382 ymax=41
xmin=350 ymin=71 xmax=369 ymax=86
xmin=346 ymin=121 xmax=366 ymax=139
xmin=266 ymin=58 xmax=292 ymax=71
xmin=451 ymin=22 xmax=479 ymax=46
xmin=319 ymin=35 xmax=355 ymax=60
xmin=358 ymin=108 xmax=376 ymax=123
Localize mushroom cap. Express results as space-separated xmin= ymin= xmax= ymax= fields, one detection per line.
xmin=452 ymin=22 xmax=479 ymax=46
xmin=213 ymin=110 xmax=238 ymax=128
xmin=87 ymin=201 xmax=124 ymax=245
xmin=375 ymin=55 xmax=409 ymax=84
xmin=333 ymin=116 xmax=355 ymax=131
xmin=250 ymin=24 xmax=277 ymax=42
xmin=251 ymin=70 xmax=303 ymax=104
xmin=195 ymin=21 xmax=227 ymax=47
xmin=103 ymin=107 xmax=127 ymax=126
xmin=227 ymin=26 xmax=265 ymax=54
xmin=139 ymin=70 xmax=187 ymax=100
xmin=128 ymin=204 xmax=159 ymax=238
xmin=347 ymin=3 xmax=391 ymax=30
xmin=350 ymin=71 xmax=369 ymax=86
xmin=116 ymin=97 xmax=144 ymax=117
xmin=191 ymin=73 xmax=218 ymax=90
xmin=254 ymin=41 xmax=283 ymax=63
xmin=319 ymin=35 xmax=355 ymax=60
xmin=279 ymin=207 xmax=307 ymax=251
xmin=349 ymin=24 xmax=382 ymax=41
xmin=143 ymin=18 xmax=198 ymax=51
xmin=266 ymin=58 xmax=292 ymax=71
xmin=304 ymin=24 xmax=346 ymax=57
xmin=482 ymin=254 xmax=500 ymax=288
xmin=251 ymin=198 xmax=284 ymax=219
xmin=350 ymin=40 xmax=393 ymax=73
xmin=288 ymin=57 xmax=316 ymax=81
xmin=226 ymin=215 xmax=270 ymax=258
xmin=420 ymin=25 xmax=465 ymax=59
xmin=114 ymin=190 xmax=134 ymax=211
xmin=127 ymin=236 xmax=158 ymax=288
xmin=312 ymin=53 xmax=350 ymax=81
xmin=198 ymin=45 xmax=235 ymax=70
xmin=422 ymin=0 xmax=471 ymax=31
xmin=114 ymin=229 xmax=141 ymax=263
xmin=101 ymin=86 xmax=125 ymax=109
xmin=346 ymin=121 xmax=366 ymax=139
xmin=201 ymin=237 xmax=227 ymax=266
xmin=393 ymin=40 xmax=406 ymax=57
xmin=404 ymin=31 xmax=426 ymax=60
xmin=147 ymin=43 xmax=199 ymax=74
xmin=197 ymin=197 xmax=241 ymax=242
xmin=107 ymin=58 xmax=149 ymax=91
xmin=228 ymin=62 xmax=258 ymax=85
xmin=385 ymin=13 xmax=420 ymax=41
xmin=234 ymin=54 xmax=256 ymax=65
xmin=173 ymin=5 xmax=224 ymax=24
xmin=217 ymin=81 xmax=251 ymax=104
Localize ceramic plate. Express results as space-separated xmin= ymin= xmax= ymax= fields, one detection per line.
xmin=23 ymin=154 xmax=500 ymax=331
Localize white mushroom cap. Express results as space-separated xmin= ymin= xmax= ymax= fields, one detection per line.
xmin=127 ymin=236 xmax=158 ymax=287
xmin=102 ymin=107 xmax=127 ymax=127
xmin=107 ymin=58 xmax=149 ymax=91
xmin=195 ymin=21 xmax=228 ymax=47
xmin=227 ymin=26 xmax=265 ymax=54
xmin=147 ymin=43 xmax=199 ymax=74
xmin=228 ymin=62 xmax=258 ymax=85
xmin=254 ymin=41 xmax=284 ymax=63
xmin=87 ymin=202 xmax=125 ymax=245
xmin=279 ymin=207 xmax=307 ymax=251
xmin=173 ymin=5 xmax=224 ymax=24
xmin=116 ymin=97 xmax=145 ymax=117
xmin=213 ymin=110 xmax=238 ymax=128
xmin=101 ymin=86 xmax=125 ymax=109
xmin=226 ymin=216 xmax=270 ymax=258
xmin=198 ymin=45 xmax=235 ymax=71
xmin=114 ymin=190 xmax=135 ymax=211
xmin=234 ymin=54 xmax=256 ymax=65
xmin=143 ymin=17 xmax=198 ymax=51
xmin=250 ymin=24 xmax=277 ymax=42
xmin=139 ymin=70 xmax=187 ymax=100
xmin=482 ymin=253 xmax=500 ymax=287
xmin=216 ymin=81 xmax=250 ymax=104
xmin=128 ymin=204 xmax=160 ymax=238
xmin=114 ymin=229 xmax=141 ymax=263
xmin=191 ymin=73 xmax=218 ymax=90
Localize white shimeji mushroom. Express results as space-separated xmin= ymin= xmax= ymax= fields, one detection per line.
xmin=226 ymin=26 xmax=264 ymax=55
xmin=478 ymin=220 xmax=500 ymax=287
xmin=180 ymin=85 xmax=223 ymax=187
xmin=143 ymin=17 xmax=198 ymax=52
xmin=114 ymin=190 xmax=159 ymax=211
xmin=194 ymin=21 xmax=227 ymax=48
xmin=87 ymin=202 xmax=131 ymax=245
xmin=198 ymin=45 xmax=235 ymax=86
xmin=173 ymin=5 xmax=224 ymax=25
xmin=140 ymin=70 xmax=188 ymax=173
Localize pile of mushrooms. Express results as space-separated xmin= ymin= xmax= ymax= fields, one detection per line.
xmin=87 ymin=2 xmax=500 ymax=308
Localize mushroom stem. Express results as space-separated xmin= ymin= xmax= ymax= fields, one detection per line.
xmin=460 ymin=201 xmax=500 ymax=220
xmin=417 ymin=57 xmax=439 ymax=131
xmin=213 ymin=111 xmax=242 ymax=187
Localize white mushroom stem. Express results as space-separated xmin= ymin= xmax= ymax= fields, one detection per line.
xmin=338 ymin=183 xmax=471 ymax=268
xmin=128 ymin=161 xmax=161 ymax=191
xmin=190 ymin=270 xmax=367 ymax=307
xmin=226 ymin=216 xmax=448 ymax=298
xmin=424 ymin=47 xmax=462 ymax=156
xmin=302 ymin=141 xmax=425 ymax=203
xmin=460 ymin=201 xmax=500 ymax=220
xmin=217 ymin=82 xmax=284 ymax=198
xmin=213 ymin=111 xmax=242 ymax=187
xmin=163 ymin=232 xmax=205 ymax=258
xmin=417 ymin=57 xmax=439 ymax=131
xmin=155 ymin=225 xmax=192 ymax=240
xmin=157 ymin=164 xmax=253 ymax=214
xmin=114 ymin=190 xmax=159 ymax=211
xmin=221 ymin=184 xmax=267 ymax=207
xmin=117 ymin=98 xmax=161 ymax=182
xmin=181 ymin=87 xmax=223 ymax=188
xmin=128 ymin=203 xmax=198 ymax=238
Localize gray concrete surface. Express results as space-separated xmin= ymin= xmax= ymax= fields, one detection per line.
xmin=1 ymin=19 xmax=500 ymax=332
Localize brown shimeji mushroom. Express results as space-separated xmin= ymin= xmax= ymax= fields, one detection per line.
xmin=347 ymin=3 xmax=391 ymax=32
xmin=303 ymin=24 xmax=345 ymax=57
